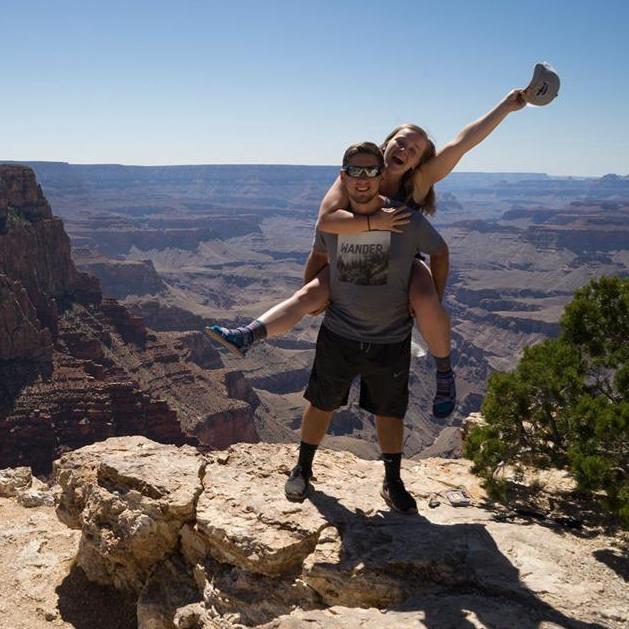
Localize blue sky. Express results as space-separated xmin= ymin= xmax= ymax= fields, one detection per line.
xmin=1 ymin=0 xmax=627 ymax=176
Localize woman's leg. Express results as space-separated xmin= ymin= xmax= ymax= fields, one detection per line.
xmin=259 ymin=266 xmax=330 ymax=336
xmin=409 ymin=260 xmax=451 ymax=356
xmin=408 ymin=260 xmax=456 ymax=417
xmin=205 ymin=267 xmax=330 ymax=356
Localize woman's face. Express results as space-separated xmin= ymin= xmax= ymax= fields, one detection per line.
xmin=383 ymin=128 xmax=428 ymax=174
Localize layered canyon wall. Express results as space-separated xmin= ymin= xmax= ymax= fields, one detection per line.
xmin=0 ymin=166 xmax=259 ymax=473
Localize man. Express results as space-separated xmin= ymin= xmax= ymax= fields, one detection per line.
xmin=285 ymin=141 xmax=448 ymax=513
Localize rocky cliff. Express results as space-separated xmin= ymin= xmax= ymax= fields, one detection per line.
xmin=0 ymin=165 xmax=99 ymax=408
xmin=1 ymin=437 xmax=625 ymax=628
xmin=0 ymin=166 xmax=259 ymax=473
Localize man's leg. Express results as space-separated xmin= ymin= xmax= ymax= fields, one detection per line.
xmin=285 ymin=404 xmax=333 ymax=501
xmin=287 ymin=326 xmax=355 ymax=501
xmin=375 ymin=415 xmax=417 ymax=514
xmin=300 ymin=403 xmax=334 ymax=446
xmin=359 ymin=337 xmax=417 ymax=514
xmin=205 ymin=270 xmax=330 ymax=356
xmin=375 ymin=415 xmax=404 ymax=453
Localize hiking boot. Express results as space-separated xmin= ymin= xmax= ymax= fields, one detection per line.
xmin=284 ymin=465 xmax=311 ymax=502
xmin=204 ymin=325 xmax=250 ymax=357
xmin=380 ymin=479 xmax=418 ymax=514
xmin=433 ymin=369 xmax=456 ymax=418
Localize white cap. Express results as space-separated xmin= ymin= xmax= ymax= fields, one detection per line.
xmin=524 ymin=62 xmax=560 ymax=106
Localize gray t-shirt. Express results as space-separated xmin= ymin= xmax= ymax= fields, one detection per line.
xmin=314 ymin=206 xmax=445 ymax=343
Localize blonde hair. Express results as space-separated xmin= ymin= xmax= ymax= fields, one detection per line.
xmin=381 ymin=124 xmax=437 ymax=216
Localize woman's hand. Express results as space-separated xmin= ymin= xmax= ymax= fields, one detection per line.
xmin=502 ymin=88 xmax=527 ymax=112
xmin=371 ymin=206 xmax=411 ymax=232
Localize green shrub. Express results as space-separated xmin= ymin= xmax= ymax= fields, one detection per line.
xmin=464 ymin=276 xmax=629 ymax=524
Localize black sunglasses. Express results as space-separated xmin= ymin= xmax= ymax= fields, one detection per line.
xmin=342 ymin=165 xmax=383 ymax=178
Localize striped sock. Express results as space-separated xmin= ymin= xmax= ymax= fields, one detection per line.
xmin=245 ymin=319 xmax=267 ymax=343
xmin=433 ymin=354 xmax=452 ymax=372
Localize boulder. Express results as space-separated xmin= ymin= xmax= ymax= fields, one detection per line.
xmin=15 ymin=476 xmax=55 ymax=508
xmin=53 ymin=436 xmax=206 ymax=592
xmin=181 ymin=443 xmax=330 ymax=577
xmin=0 ymin=466 xmax=32 ymax=496
xmin=16 ymin=488 xmax=55 ymax=508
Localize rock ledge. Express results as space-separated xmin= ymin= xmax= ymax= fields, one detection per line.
xmin=46 ymin=437 xmax=626 ymax=628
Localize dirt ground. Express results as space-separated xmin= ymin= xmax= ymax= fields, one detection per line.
xmin=0 ymin=497 xmax=137 ymax=629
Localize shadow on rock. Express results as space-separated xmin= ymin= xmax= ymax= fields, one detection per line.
xmin=56 ymin=564 xmax=137 ymax=629
xmin=495 ymin=480 xmax=620 ymax=536
xmin=593 ymin=548 xmax=628 ymax=582
xmin=307 ymin=489 xmax=605 ymax=629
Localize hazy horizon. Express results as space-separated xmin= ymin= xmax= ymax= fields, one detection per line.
xmin=2 ymin=159 xmax=624 ymax=179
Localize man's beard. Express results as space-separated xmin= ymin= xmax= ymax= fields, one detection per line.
xmin=348 ymin=189 xmax=378 ymax=205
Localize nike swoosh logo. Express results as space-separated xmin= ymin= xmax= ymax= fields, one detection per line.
xmin=393 ymin=371 xmax=406 ymax=378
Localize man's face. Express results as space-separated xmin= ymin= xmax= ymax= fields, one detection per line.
xmin=340 ymin=152 xmax=382 ymax=205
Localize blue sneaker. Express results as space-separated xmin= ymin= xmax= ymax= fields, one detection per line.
xmin=204 ymin=325 xmax=250 ymax=357
xmin=433 ymin=369 xmax=456 ymax=418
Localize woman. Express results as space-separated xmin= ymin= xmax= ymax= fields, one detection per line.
xmin=207 ymin=89 xmax=527 ymax=418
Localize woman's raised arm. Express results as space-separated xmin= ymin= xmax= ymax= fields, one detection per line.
xmin=413 ymin=89 xmax=527 ymax=202
xmin=318 ymin=175 xmax=348 ymax=218
xmin=316 ymin=175 xmax=360 ymax=233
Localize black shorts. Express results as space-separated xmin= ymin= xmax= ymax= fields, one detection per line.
xmin=304 ymin=326 xmax=411 ymax=419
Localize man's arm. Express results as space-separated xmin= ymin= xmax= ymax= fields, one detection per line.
xmin=303 ymin=248 xmax=329 ymax=284
xmin=412 ymin=89 xmax=527 ymax=202
xmin=429 ymin=243 xmax=449 ymax=302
